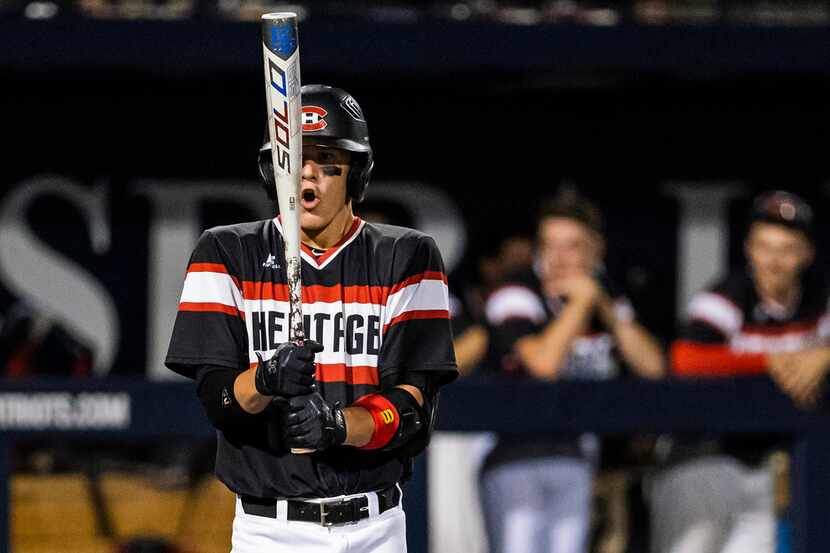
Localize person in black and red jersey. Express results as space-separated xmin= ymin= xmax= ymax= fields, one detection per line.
xmin=165 ymin=85 xmax=457 ymax=552
xmin=650 ymin=190 xmax=830 ymax=553
xmin=480 ymin=190 xmax=665 ymax=553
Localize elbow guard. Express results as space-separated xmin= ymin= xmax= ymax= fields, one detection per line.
xmin=197 ymin=367 xmax=255 ymax=432
xmin=353 ymin=387 xmax=429 ymax=452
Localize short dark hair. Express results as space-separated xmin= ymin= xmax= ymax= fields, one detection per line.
xmin=538 ymin=189 xmax=604 ymax=235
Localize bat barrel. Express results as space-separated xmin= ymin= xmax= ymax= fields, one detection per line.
xmin=261 ymin=9 xmax=303 ymax=343
xmin=262 ymin=11 xmax=310 ymax=454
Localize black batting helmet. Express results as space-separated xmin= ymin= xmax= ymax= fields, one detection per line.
xmin=258 ymin=84 xmax=374 ymax=203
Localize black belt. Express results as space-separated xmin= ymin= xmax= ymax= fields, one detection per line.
xmin=240 ymin=485 xmax=401 ymax=526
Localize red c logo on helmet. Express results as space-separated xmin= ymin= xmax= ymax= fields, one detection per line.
xmin=302 ymin=106 xmax=328 ymax=132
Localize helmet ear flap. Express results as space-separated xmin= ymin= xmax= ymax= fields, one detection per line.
xmin=258 ymin=146 xmax=277 ymax=201
xmin=347 ymin=153 xmax=374 ymax=203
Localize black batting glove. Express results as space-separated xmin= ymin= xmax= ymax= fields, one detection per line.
xmin=280 ymin=392 xmax=347 ymax=451
xmin=254 ymin=340 xmax=323 ymax=398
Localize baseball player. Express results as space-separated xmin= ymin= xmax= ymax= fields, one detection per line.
xmin=481 ymin=191 xmax=665 ymax=553
xmin=165 ymin=85 xmax=457 ymax=552
xmin=651 ymin=190 xmax=830 ymax=553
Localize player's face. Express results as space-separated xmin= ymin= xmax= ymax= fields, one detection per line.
xmin=746 ymin=222 xmax=813 ymax=296
xmin=537 ymin=217 xmax=603 ymax=283
xmin=299 ymin=144 xmax=352 ymax=232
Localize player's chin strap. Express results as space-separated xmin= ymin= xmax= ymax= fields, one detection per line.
xmin=353 ymin=388 xmax=429 ymax=452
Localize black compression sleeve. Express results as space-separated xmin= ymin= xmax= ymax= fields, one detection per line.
xmin=196 ymin=365 xmax=263 ymax=432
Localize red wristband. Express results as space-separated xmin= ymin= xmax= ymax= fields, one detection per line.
xmin=353 ymin=393 xmax=400 ymax=450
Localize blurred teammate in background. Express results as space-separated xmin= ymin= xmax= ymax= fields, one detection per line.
xmin=480 ymin=190 xmax=665 ymax=553
xmin=0 ymin=299 xmax=92 ymax=377
xmin=451 ymin=235 xmax=534 ymax=375
xmin=650 ymin=190 xmax=830 ymax=553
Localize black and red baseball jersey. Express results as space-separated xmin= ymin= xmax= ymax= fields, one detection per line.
xmin=165 ymin=217 xmax=457 ymax=497
xmin=484 ymin=270 xmax=634 ymax=380
xmin=673 ymin=269 xmax=830 ymax=375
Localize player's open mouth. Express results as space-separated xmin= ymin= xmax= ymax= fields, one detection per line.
xmin=301 ymin=188 xmax=321 ymax=210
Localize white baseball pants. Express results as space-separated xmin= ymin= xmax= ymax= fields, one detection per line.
xmin=479 ymin=456 xmax=594 ymax=553
xmin=648 ymin=455 xmax=775 ymax=553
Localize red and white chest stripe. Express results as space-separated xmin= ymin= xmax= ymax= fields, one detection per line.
xmin=178 ymin=265 xmax=449 ymax=373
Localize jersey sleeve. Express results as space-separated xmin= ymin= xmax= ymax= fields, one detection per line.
xmin=165 ymin=230 xmax=249 ymax=379
xmin=671 ymin=288 xmax=766 ymax=376
xmin=485 ymin=284 xmax=546 ymax=351
xmin=378 ymin=235 xmax=458 ymax=386
xmin=682 ymin=290 xmax=743 ymax=343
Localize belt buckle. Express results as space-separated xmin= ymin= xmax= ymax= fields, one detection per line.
xmin=320 ymin=502 xmax=331 ymax=526
xmin=319 ymin=498 xmax=369 ymax=526
xmin=320 ymin=499 xmax=344 ymax=526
